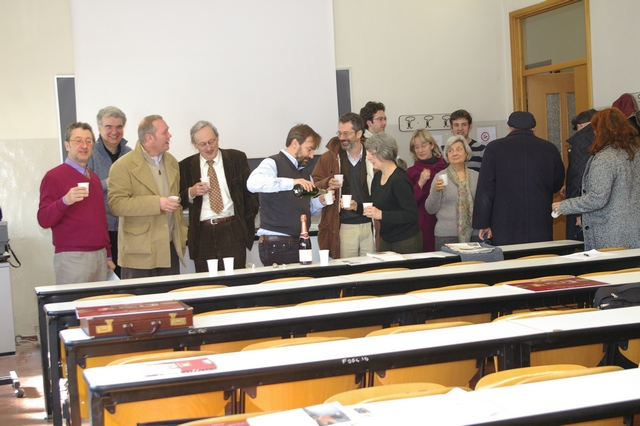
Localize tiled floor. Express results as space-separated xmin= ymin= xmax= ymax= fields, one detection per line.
xmin=0 ymin=341 xmax=50 ymax=426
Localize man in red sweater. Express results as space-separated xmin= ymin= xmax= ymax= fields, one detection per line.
xmin=38 ymin=122 xmax=114 ymax=284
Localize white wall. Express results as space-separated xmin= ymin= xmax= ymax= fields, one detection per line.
xmin=2 ymin=0 xmax=640 ymax=337
xmin=590 ymin=0 xmax=640 ymax=107
xmin=334 ymin=0 xmax=513 ymax=162
xmin=0 ymin=0 xmax=74 ymax=337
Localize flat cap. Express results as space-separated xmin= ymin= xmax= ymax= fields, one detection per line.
xmin=507 ymin=111 xmax=536 ymax=130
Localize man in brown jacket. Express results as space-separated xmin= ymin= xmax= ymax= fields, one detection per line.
xmin=312 ymin=113 xmax=375 ymax=259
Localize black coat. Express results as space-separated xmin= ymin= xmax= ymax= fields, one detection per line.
xmin=565 ymin=124 xmax=594 ymax=239
xmin=472 ymin=129 xmax=565 ymax=245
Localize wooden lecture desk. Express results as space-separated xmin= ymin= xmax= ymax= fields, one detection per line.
xmin=37 ymin=240 xmax=585 ymax=422
xmin=47 ymin=248 xmax=640 ymax=425
xmin=83 ymin=306 xmax=640 ymax=426
xmin=60 ymin=271 xmax=640 ymax=425
xmin=246 ymin=368 xmax=640 ymax=425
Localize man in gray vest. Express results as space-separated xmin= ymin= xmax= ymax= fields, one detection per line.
xmin=247 ymin=124 xmax=329 ymax=266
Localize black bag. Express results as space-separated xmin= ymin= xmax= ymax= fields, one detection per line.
xmin=594 ymin=283 xmax=640 ymax=309
xmin=594 ymin=283 xmax=640 ymax=369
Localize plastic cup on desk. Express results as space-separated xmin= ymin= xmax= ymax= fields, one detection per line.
xmin=223 ymin=257 xmax=234 ymax=274
xmin=319 ymin=250 xmax=330 ymax=266
xmin=207 ymin=259 xmax=218 ymax=276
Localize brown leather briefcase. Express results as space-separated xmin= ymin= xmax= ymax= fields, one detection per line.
xmin=76 ymin=300 xmax=193 ymax=337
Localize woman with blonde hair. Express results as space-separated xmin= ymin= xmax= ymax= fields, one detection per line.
xmin=553 ymin=108 xmax=640 ymax=250
xmin=406 ymin=129 xmax=447 ymax=251
xmin=425 ymin=135 xmax=480 ymax=249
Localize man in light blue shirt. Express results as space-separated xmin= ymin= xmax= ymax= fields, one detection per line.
xmin=247 ymin=124 xmax=328 ymax=266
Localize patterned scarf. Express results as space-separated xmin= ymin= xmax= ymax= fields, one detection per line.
xmin=447 ymin=166 xmax=473 ymax=242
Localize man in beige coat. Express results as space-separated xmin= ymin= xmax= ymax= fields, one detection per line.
xmin=108 ymin=115 xmax=187 ymax=278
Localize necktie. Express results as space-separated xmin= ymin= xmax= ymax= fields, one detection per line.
xmin=207 ymin=160 xmax=223 ymax=214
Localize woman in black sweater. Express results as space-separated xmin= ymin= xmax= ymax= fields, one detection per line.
xmin=363 ymin=133 xmax=421 ymax=254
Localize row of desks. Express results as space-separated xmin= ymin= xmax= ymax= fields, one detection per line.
xmin=242 ymin=368 xmax=640 ymax=425
xmin=61 ymin=270 xmax=640 ymax=426
xmin=37 ymin=240 xmax=586 ymax=423
xmin=83 ymin=306 xmax=640 ymax=426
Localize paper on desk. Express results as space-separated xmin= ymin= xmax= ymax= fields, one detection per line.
xmin=562 ymin=249 xmax=614 ymax=260
xmin=366 ymin=251 xmax=406 ymax=262
xmin=403 ymin=252 xmax=447 ymax=260
xmin=249 ymin=402 xmax=361 ymax=425
xmin=339 ymin=256 xmax=385 ymax=266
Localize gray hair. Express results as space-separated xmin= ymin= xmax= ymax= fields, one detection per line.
xmin=365 ymin=132 xmax=398 ymax=163
xmin=190 ymin=120 xmax=219 ymax=143
xmin=138 ymin=114 xmax=163 ymax=144
xmin=443 ymin=135 xmax=473 ymax=163
xmin=97 ymin=106 xmax=127 ymax=126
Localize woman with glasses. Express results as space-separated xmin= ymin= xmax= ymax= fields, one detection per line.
xmin=406 ymin=129 xmax=447 ymax=251
xmin=425 ymin=135 xmax=480 ymax=249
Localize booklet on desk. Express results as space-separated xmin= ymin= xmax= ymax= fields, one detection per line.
xmin=506 ymin=277 xmax=605 ymax=292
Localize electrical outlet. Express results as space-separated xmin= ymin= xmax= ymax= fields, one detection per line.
xmin=398 ymin=113 xmax=452 ymax=132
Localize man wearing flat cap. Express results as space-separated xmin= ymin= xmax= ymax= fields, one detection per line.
xmin=472 ymin=111 xmax=564 ymax=245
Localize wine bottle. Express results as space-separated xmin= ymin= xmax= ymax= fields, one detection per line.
xmin=299 ymin=214 xmax=312 ymax=265
xmin=293 ymin=184 xmax=327 ymax=198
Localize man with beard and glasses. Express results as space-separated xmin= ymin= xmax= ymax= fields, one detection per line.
xmin=247 ymin=124 xmax=329 ymax=266
xmin=312 ymin=113 xmax=375 ymax=259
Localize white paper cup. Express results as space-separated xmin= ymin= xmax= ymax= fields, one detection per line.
xmin=223 ymin=257 xmax=234 ymax=274
xmin=207 ymin=259 xmax=218 ymax=276
xmin=169 ymin=195 xmax=179 ymax=201
xmin=440 ymin=174 xmax=449 ymax=186
xmin=551 ymin=210 xmax=560 ymax=218
xmin=325 ymin=190 xmax=334 ymax=205
xmin=319 ymin=249 xmax=330 ymax=266
xmin=78 ymin=182 xmax=89 ymax=194
xmin=334 ymin=174 xmax=344 ymax=185
xmin=200 ymin=176 xmax=210 ymax=184
xmin=362 ymin=202 xmax=373 ymax=209
xmin=342 ymin=194 xmax=352 ymax=207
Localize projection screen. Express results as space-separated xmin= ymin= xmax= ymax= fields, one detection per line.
xmin=70 ymin=0 xmax=338 ymax=161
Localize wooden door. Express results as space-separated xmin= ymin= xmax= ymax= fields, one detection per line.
xmin=526 ymin=67 xmax=588 ymax=240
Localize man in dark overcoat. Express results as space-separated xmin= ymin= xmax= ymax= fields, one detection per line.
xmin=472 ymin=111 xmax=565 ymax=246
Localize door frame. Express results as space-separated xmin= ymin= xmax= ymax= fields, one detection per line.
xmin=509 ymin=0 xmax=593 ymax=111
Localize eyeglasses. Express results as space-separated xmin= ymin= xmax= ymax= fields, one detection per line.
xmin=373 ymin=116 xmax=387 ymax=122
xmin=195 ymin=140 xmax=217 ymax=148
xmin=336 ymin=131 xmax=354 ymax=138
xmin=69 ymin=138 xmax=94 ymax=146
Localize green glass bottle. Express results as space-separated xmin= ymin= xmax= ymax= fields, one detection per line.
xmin=293 ymin=184 xmax=327 ymax=198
